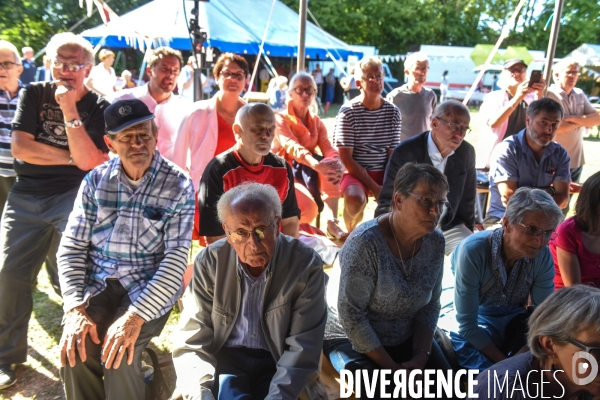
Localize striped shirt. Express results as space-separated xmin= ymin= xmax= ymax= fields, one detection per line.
xmin=58 ymin=151 xmax=195 ymax=322
xmin=224 ymin=260 xmax=271 ymax=351
xmin=333 ymin=99 xmax=401 ymax=171
xmin=0 ymin=82 xmax=24 ymax=177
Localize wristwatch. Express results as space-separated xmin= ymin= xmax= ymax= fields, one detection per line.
xmin=65 ymin=118 xmax=82 ymax=129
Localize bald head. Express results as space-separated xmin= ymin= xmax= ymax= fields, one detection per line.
xmin=433 ymin=100 xmax=470 ymax=121
xmin=234 ymin=103 xmax=274 ymax=131
xmin=233 ymin=103 xmax=276 ymax=159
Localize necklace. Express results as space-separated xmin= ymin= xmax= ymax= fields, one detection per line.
xmin=388 ymin=212 xmax=417 ymax=281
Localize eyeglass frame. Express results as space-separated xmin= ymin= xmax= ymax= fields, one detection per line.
xmin=224 ymin=222 xmax=278 ymax=244
xmin=436 ymin=117 xmax=471 ymax=134
xmin=566 ymin=338 xmax=600 ymax=360
xmin=518 ymin=222 xmax=558 ymax=241
xmin=219 ymin=71 xmax=247 ymax=81
xmin=361 ymin=74 xmax=385 ymax=82
xmin=52 ymin=59 xmax=88 ymax=73
xmin=292 ymin=86 xmax=316 ymax=96
xmin=0 ymin=61 xmax=20 ymax=70
xmin=406 ymin=192 xmax=450 ymax=213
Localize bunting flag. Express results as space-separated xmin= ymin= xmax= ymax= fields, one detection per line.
xmin=93 ymin=0 xmax=119 ymax=25
xmin=80 ymin=0 xmax=94 ymax=17
xmin=79 ymin=0 xmax=118 ymax=24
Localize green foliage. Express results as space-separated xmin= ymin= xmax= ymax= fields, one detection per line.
xmin=0 ymin=0 xmax=152 ymax=54
xmin=281 ymin=0 xmax=600 ymax=57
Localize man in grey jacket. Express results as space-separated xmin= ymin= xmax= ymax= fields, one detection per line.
xmin=173 ymin=182 xmax=327 ymax=399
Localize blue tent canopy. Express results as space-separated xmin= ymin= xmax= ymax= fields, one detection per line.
xmin=80 ymin=0 xmax=362 ymax=60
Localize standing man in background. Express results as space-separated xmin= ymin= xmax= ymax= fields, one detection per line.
xmin=547 ymin=58 xmax=600 ymax=185
xmin=20 ymin=47 xmax=36 ymax=85
xmin=35 ymin=56 xmax=52 ymax=82
xmin=0 ymin=40 xmax=23 ymax=217
xmin=386 ymin=52 xmax=437 ymax=140
xmin=109 ymin=46 xmax=186 ymax=161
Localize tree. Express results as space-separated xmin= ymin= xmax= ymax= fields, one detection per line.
xmin=0 ymin=0 xmax=152 ymax=54
xmin=280 ymin=0 xmax=600 ymax=57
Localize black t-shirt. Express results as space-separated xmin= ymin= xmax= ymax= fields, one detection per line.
xmin=198 ymin=149 xmax=301 ymax=237
xmin=505 ymin=99 xmax=527 ymax=139
xmin=11 ymin=82 xmax=109 ymax=195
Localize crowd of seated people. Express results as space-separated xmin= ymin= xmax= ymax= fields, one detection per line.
xmin=3 ymin=42 xmax=600 ymax=400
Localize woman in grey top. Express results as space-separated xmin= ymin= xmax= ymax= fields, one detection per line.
xmin=471 ymin=285 xmax=600 ymax=400
xmin=323 ymin=163 xmax=453 ymax=398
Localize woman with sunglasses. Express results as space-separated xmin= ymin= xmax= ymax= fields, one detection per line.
xmin=273 ymin=72 xmax=345 ymax=238
xmin=471 ymin=285 xmax=600 ymax=399
xmin=451 ymin=187 xmax=563 ymax=371
xmin=550 ymin=171 xmax=600 ymax=289
xmin=323 ymin=163 xmax=453 ymax=398
xmin=172 ymin=53 xmax=248 ymax=240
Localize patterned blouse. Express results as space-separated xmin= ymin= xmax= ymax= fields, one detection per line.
xmin=325 ymin=218 xmax=445 ymax=353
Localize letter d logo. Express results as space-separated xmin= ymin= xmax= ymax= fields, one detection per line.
xmin=572 ymin=351 xmax=599 ymax=386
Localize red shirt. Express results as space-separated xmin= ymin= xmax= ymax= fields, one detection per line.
xmin=549 ymin=217 xmax=600 ymax=289
xmin=214 ymin=113 xmax=236 ymax=157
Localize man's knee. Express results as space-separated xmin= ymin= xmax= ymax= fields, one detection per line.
xmin=343 ymin=185 xmax=367 ymax=210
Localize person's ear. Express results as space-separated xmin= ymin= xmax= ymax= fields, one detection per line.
xmin=145 ymin=65 xmax=153 ymax=79
xmin=525 ymin=114 xmax=531 ymax=128
xmin=103 ymin=135 xmax=116 ymax=154
xmin=538 ymin=336 xmax=558 ymax=359
xmin=502 ymin=217 xmax=510 ymax=232
xmin=222 ymin=223 xmax=233 ymax=244
xmin=431 ymin=117 xmax=439 ymax=130
xmin=393 ymin=192 xmax=402 ymax=211
xmin=233 ymin=123 xmax=242 ymax=138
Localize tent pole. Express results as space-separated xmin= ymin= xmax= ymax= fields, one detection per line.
xmin=297 ymin=0 xmax=307 ymax=73
xmin=543 ymin=0 xmax=564 ymax=97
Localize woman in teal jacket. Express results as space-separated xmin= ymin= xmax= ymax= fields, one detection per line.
xmin=451 ymin=187 xmax=563 ymax=370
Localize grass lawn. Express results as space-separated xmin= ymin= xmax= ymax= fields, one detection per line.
xmin=3 ymin=105 xmax=599 ymax=399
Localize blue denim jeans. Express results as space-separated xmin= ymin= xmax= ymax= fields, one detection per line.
xmin=323 ymin=337 xmax=454 ymax=400
xmin=213 ymin=346 xmax=277 ymax=399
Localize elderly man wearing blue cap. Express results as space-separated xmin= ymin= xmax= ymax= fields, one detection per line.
xmin=57 ymin=99 xmax=195 ymax=400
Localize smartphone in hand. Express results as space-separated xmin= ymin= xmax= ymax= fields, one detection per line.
xmin=528 ymin=70 xmax=542 ymax=87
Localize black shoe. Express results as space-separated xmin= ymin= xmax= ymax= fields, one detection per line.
xmin=0 ymin=364 xmax=16 ymax=390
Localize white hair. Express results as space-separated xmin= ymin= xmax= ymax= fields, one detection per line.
xmin=404 ymin=52 xmax=429 ymax=71
xmin=0 ymin=41 xmax=21 ymax=65
xmin=216 ymin=182 xmax=282 ymax=224
xmin=46 ymin=33 xmax=94 ymax=65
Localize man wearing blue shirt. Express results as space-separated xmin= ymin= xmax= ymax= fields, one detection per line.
xmin=485 ymin=98 xmax=570 ymax=227
xmin=57 ymin=99 xmax=195 ymax=400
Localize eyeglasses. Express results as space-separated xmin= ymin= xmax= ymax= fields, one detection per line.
xmin=158 ymin=67 xmax=180 ymax=76
xmin=52 ymin=60 xmax=88 ymax=72
xmin=112 ymin=133 xmax=155 ymax=144
xmin=518 ymin=222 xmax=557 ymax=241
xmin=407 ymin=192 xmax=450 ymax=212
xmin=566 ymin=338 xmax=600 ymax=361
xmin=0 ymin=62 xmax=19 ymax=70
xmin=437 ymin=117 xmax=471 ymax=134
xmin=563 ymin=70 xmax=580 ymax=76
xmin=361 ymin=74 xmax=384 ymax=82
xmin=220 ymin=71 xmax=246 ymax=81
xmin=292 ymin=87 xmax=315 ymax=96
xmin=508 ymin=67 xmax=526 ymax=74
xmin=225 ymin=223 xmax=276 ymax=244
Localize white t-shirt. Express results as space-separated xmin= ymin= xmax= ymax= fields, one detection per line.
xmin=88 ymin=64 xmax=116 ymax=95
xmin=178 ymin=66 xmax=206 ymax=102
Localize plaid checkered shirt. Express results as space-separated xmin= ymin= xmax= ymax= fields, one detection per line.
xmin=58 ymin=150 xmax=195 ymax=322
